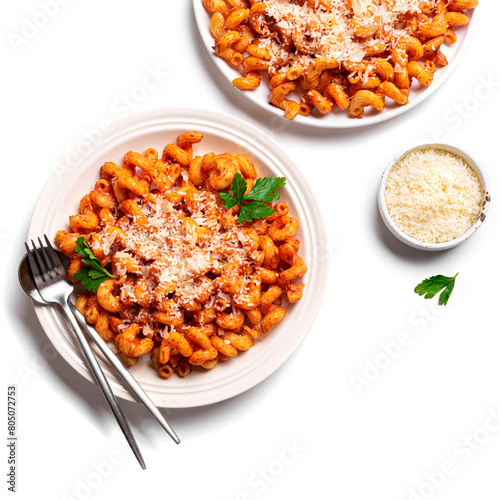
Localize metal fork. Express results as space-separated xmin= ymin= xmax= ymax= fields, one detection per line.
xmin=25 ymin=236 xmax=147 ymax=468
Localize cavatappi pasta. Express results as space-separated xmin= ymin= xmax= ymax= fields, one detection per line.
xmin=55 ymin=132 xmax=307 ymax=378
xmin=202 ymin=0 xmax=478 ymax=119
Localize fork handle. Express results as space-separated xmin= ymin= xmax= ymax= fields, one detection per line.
xmin=68 ymin=303 xmax=180 ymax=444
xmin=59 ymin=300 xmax=146 ymax=469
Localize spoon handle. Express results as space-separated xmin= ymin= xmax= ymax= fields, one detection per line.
xmin=68 ymin=303 xmax=180 ymax=445
xmin=60 ymin=300 xmax=146 ymax=469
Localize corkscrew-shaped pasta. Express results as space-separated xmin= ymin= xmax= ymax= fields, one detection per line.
xmin=57 ymin=131 xmax=307 ymax=378
xmin=201 ymin=0 xmax=479 ymax=120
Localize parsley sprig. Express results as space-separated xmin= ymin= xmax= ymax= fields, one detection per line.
xmin=73 ymin=236 xmax=116 ymax=292
xmin=220 ymin=172 xmax=286 ymax=223
xmin=414 ymin=273 xmax=458 ymax=306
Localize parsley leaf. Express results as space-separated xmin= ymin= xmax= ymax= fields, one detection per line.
xmin=245 ymin=177 xmax=287 ymax=203
xmin=414 ymin=273 xmax=459 ymax=306
xmin=221 ymin=172 xmax=287 ymax=223
xmin=219 ymin=191 xmax=239 ymax=210
xmin=73 ymin=236 xmax=116 ymax=293
xmin=238 ymin=201 xmax=275 ymax=222
xmin=231 ymin=172 xmax=249 ymax=202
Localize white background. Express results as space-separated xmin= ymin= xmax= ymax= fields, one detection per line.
xmin=2 ymin=1 xmax=500 ymax=499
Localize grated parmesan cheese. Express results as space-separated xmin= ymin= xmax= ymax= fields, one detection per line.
xmin=261 ymin=0 xmax=422 ymax=70
xmin=97 ymin=180 xmax=258 ymax=308
xmin=385 ymin=148 xmax=483 ymax=244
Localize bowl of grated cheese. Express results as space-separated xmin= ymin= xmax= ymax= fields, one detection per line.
xmin=378 ymin=144 xmax=491 ymax=251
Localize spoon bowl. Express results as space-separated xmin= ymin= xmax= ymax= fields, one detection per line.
xmin=18 ymin=250 xmax=71 ymax=303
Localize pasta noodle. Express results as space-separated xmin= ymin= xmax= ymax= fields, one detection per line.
xmin=202 ymin=0 xmax=479 ymax=119
xmin=57 ymin=131 xmax=307 ymax=378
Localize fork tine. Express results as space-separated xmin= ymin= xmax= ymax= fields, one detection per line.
xmin=28 ymin=240 xmax=48 ymax=283
xmin=33 ymin=239 xmax=49 ymax=281
xmin=24 ymin=242 xmax=43 ymax=282
xmin=37 ymin=237 xmax=54 ymax=280
xmin=43 ymin=234 xmax=63 ymax=276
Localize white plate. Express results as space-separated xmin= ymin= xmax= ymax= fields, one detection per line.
xmin=28 ymin=108 xmax=329 ymax=408
xmin=193 ymin=0 xmax=480 ymax=129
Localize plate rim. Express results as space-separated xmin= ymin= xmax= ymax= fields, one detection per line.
xmin=192 ymin=0 xmax=481 ymax=129
xmin=27 ymin=107 xmax=329 ymax=408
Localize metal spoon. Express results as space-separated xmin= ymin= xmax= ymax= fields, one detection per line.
xmin=18 ymin=252 xmax=180 ymax=444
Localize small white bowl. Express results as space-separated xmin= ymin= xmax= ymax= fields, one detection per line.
xmin=378 ymin=143 xmax=491 ymax=251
